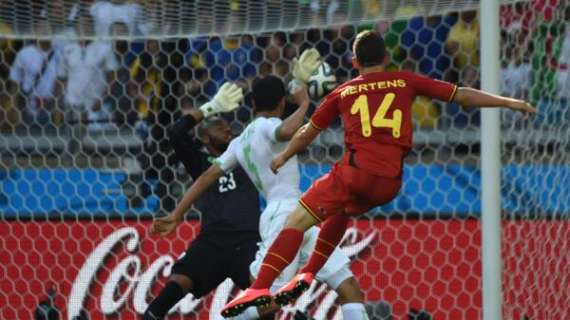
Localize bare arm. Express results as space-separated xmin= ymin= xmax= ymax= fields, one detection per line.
xmin=150 ymin=164 xmax=224 ymax=237
xmin=271 ymin=123 xmax=320 ymax=173
xmin=172 ymin=164 xmax=224 ymax=218
xmin=275 ymin=86 xmax=311 ymax=142
xmin=453 ymin=87 xmax=536 ymax=113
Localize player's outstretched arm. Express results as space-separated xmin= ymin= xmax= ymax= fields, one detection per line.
xmin=271 ymin=123 xmax=320 ymax=173
xmin=275 ymin=85 xmax=311 ymax=141
xmin=150 ymin=164 xmax=225 ymax=237
xmin=199 ymin=82 xmax=244 ymax=117
xmin=453 ymin=87 xmax=537 ymax=114
xmin=274 ymin=48 xmax=322 ymax=141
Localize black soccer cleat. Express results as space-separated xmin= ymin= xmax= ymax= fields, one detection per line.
xmin=274 ymin=273 xmax=314 ymax=306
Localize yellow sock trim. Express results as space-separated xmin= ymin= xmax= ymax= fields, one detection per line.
xmin=317 ymin=237 xmax=336 ymax=249
xmin=262 ymin=263 xmax=280 ymax=274
xmin=268 ymin=252 xmax=290 ymax=265
xmin=314 ymin=250 xmax=329 ymax=259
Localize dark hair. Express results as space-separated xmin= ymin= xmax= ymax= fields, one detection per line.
xmin=252 ymin=75 xmax=286 ymax=113
xmin=353 ymin=30 xmax=386 ymax=67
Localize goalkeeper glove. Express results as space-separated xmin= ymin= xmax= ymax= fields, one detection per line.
xmin=289 ymin=48 xmax=322 ymax=92
xmin=199 ymin=82 xmax=244 ymax=118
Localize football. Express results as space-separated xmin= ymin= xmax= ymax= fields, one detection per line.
xmin=307 ymin=62 xmax=337 ymax=99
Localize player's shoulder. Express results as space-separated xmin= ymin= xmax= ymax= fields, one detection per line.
xmin=327 ymin=78 xmax=357 ymax=98
xmin=18 ymin=45 xmax=39 ymax=57
xmin=369 ymin=70 xmax=419 ymax=80
xmin=254 ymin=116 xmax=282 ymax=128
xmin=222 ymin=135 xmax=241 ymax=155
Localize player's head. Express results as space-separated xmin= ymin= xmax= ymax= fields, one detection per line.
xmin=197 ymin=116 xmax=232 ymax=153
xmin=352 ymin=30 xmax=386 ymax=69
xmin=251 ymin=75 xmax=286 ymax=116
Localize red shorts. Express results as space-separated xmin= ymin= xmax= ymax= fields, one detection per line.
xmin=299 ymin=164 xmax=402 ymax=222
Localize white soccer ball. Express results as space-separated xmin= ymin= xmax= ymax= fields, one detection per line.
xmin=307 ymin=62 xmax=337 ymax=99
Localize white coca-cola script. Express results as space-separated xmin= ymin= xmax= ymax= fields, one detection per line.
xmin=68 ymin=226 xmax=376 ymax=320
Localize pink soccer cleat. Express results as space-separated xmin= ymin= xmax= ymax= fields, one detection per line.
xmin=274 ymin=272 xmax=314 ymax=306
xmin=220 ymin=288 xmax=272 ymax=318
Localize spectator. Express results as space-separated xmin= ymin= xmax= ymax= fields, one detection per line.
xmin=187 ymin=36 xmax=258 ymax=96
xmin=9 ymin=39 xmax=60 ymax=127
xmin=556 ymin=7 xmax=569 ymax=99
xmin=359 ymin=0 xmax=382 ymax=20
xmin=129 ymin=39 xmax=167 ymax=119
xmin=0 ymin=21 xmax=18 ymax=130
xmin=501 ymin=46 xmax=530 ymax=125
xmin=529 ymin=1 xmax=566 ymax=103
xmin=58 ymin=37 xmax=118 ymax=133
xmin=454 ymin=66 xmax=481 ymax=127
xmin=401 ymin=60 xmax=439 ymax=129
xmin=0 ymin=80 xmax=19 ymax=132
xmin=446 ymin=10 xmax=480 ymax=69
xmin=501 ymin=46 xmax=530 ymax=99
xmin=89 ymin=0 xmax=151 ymax=37
xmin=501 ymin=1 xmax=533 ymax=34
xmin=400 ymin=15 xmax=456 ymax=79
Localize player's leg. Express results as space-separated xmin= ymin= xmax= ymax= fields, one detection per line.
xmin=298 ymin=213 xmax=350 ymax=276
xmin=145 ymin=237 xmax=228 ymax=319
xmin=235 ymin=201 xmax=307 ymax=319
xmin=272 ymin=166 xmax=355 ymax=305
xmin=273 ymin=215 xmax=350 ymax=306
xmin=250 ymin=204 xmax=318 ymax=290
xmin=221 ymin=168 xmax=347 ymax=317
xmin=335 ymin=276 xmax=369 ymax=320
xmin=143 ymin=274 xmax=193 ymax=319
xmin=214 ymin=237 xmax=275 ymax=320
xmin=221 ymin=205 xmax=318 ymax=317
xmin=298 ymin=226 xmax=368 ymax=320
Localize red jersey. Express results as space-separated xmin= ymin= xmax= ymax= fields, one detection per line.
xmin=310 ymin=71 xmax=457 ymax=178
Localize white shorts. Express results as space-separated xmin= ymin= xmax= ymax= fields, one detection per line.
xmin=250 ymin=199 xmax=352 ymax=292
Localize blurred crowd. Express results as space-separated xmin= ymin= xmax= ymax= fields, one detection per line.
xmin=0 ymin=0 xmax=568 ymax=213
xmin=0 ymin=0 xmax=568 ymax=135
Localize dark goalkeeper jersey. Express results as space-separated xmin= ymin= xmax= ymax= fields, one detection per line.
xmin=169 ymin=115 xmax=260 ymax=240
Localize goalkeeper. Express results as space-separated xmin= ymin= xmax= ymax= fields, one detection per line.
xmin=143 ymin=83 xmax=264 ymax=319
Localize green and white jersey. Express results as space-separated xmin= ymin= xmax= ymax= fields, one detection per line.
xmin=216 ymin=117 xmax=301 ymax=203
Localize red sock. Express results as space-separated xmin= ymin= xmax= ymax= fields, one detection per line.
xmin=300 ymin=214 xmax=349 ymax=275
xmin=251 ymin=228 xmax=304 ymax=289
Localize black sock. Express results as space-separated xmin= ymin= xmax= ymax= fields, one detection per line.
xmin=143 ymin=281 xmax=185 ymax=320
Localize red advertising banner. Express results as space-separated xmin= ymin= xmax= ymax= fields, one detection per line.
xmin=0 ymin=220 xmax=567 ymax=319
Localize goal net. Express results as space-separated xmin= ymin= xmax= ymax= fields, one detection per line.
xmin=0 ymin=1 xmax=568 ymax=319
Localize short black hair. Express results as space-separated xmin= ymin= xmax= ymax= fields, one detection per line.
xmin=252 ymin=75 xmax=286 ymax=113
xmin=353 ymin=30 xmax=386 ymax=68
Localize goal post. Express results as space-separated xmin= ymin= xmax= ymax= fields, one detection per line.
xmin=480 ymin=0 xmax=503 ymax=319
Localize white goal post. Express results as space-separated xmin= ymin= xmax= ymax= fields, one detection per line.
xmin=480 ymin=0 xmax=503 ymax=319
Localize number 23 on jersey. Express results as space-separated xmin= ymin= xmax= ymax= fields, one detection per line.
xmin=350 ymin=93 xmax=402 ymax=138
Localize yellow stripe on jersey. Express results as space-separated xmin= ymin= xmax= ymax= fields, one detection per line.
xmin=299 ymin=199 xmax=323 ymax=222
xmin=309 ymin=119 xmax=325 ymax=131
xmin=448 ymin=85 xmax=458 ymax=102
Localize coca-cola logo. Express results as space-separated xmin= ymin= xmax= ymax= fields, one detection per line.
xmin=68 ymin=227 xmax=376 ymax=320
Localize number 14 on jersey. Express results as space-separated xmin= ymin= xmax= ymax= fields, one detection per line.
xmin=351 ymin=93 xmax=402 ymax=138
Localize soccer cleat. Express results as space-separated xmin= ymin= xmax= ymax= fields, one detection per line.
xmin=274 ymin=272 xmax=314 ymax=306
xmin=220 ymin=288 xmax=272 ymax=318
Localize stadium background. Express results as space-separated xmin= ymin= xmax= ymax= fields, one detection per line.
xmin=0 ymin=1 xmax=569 ymax=319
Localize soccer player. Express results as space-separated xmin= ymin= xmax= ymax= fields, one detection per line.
xmin=152 ymin=49 xmax=370 ymax=320
xmin=221 ymin=30 xmax=537 ymax=315
xmin=144 ymin=83 xmax=263 ymax=320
